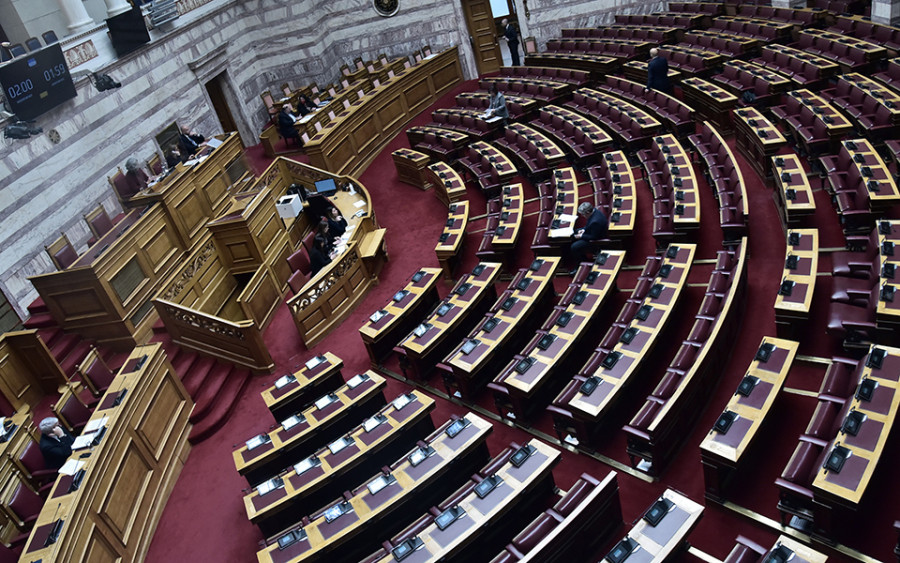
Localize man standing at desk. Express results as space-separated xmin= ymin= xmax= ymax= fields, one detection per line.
xmin=567 ymin=202 xmax=609 ymax=275
xmin=39 ymin=417 xmax=75 ymax=470
xmin=646 ymin=48 xmax=672 ymax=94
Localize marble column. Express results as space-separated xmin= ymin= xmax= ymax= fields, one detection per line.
xmin=58 ymin=0 xmax=96 ymax=34
xmin=872 ymin=0 xmax=900 ymax=25
xmin=102 ymin=0 xmax=134 ymax=18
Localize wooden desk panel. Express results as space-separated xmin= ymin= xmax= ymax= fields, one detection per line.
xmin=262 ymin=352 xmax=345 ymax=420
xmin=399 ymin=263 xmax=502 ymax=379
xmin=775 ymin=229 xmax=818 ymax=330
xmin=245 ymin=391 xmax=436 ymax=535
xmin=700 ymin=337 xmax=798 ymax=500
xmin=436 ymin=201 xmax=469 ymax=279
xmin=444 ymin=259 xmax=560 ymax=399
xmin=257 ymin=413 xmax=494 ymax=563
xmin=772 ymin=155 xmax=815 ymax=227
xmin=234 ymin=372 xmax=386 ymax=484
xmin=21 ymin=343 xmax=192 ymax=563
xmin=812 ymin=344 xmax=900 ymax=507
xmin=367 ymin=439 xmax=561 ymax=563
xmin=426 ymin=161 xmax=466 ymax=206
xmin=877 ymin=220 xmax=900 ymax=327
xmin=392 ymin=148 xmax=431 ymax=190
xmin=566 ymin=245 xmax=696 ymax=422
xmin=617 ymin=489 xmax=703 ymax=562
xmin=733 ymin=107 xmax=786 ymax=180
xmin=359 ymin=269 xmax=442 ymax=366
xmin=306 ymin=48 xmax=463 ymax=177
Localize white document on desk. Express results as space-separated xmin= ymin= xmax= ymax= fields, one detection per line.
xmin=485 ymin=115 xmax=503 ymax=123
xmin=72 ymin=434 xmax=95 ymax=451
xmin=549 ymin=227 xmax=575 ymax=238
xmin=83 ymin=416 xmax=109 ymax=434
xmin=558 ymin=214 xmax=576 ymax=223
xmin=59 ymin=459 xmax=85 ymax=476
xmin=206 ymin=138 xmax=223 ymax=149
xmin=353 ymin=200 xmax=366 ymax=208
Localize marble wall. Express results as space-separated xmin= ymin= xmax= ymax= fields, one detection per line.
xmin=0 ymin=0 xmax=658 ymax=318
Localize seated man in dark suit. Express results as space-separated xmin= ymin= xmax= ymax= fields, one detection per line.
xmin=277 ymin=104 xmax=302 ymax=146
xmin=178 ymin=125 xmax=206 ymax=156
xmin=567 ymin=202 xmax=609 ymax=275
xmin=39 ymin=417 xmax=75 ymax=470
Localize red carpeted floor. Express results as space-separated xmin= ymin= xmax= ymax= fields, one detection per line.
xmin=145 ymin=76 xmax=900 ymax=563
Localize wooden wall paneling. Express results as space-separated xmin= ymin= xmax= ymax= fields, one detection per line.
xmin=237 ymin=265 xmax=281 ymax=329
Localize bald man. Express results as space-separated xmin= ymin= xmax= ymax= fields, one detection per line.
xmin=646 ymin=48 xmax=671 ymax=94
xmin=502 ymin=18 xmax=521 ymax=66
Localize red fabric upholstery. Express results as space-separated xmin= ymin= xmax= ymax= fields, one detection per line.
xmin=511 ymin=513 xmax=558 ymax=552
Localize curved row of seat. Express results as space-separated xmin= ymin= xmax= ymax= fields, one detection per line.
xmin=560 ymin=25 xmax=672 ymax=43
xmin=548 ymin=245 xmax=697 ymax=447
xmin=493 ymin=123 xmax=567 ymax=181
xmin=600 ymin=75 xmax=695 ymax=137
xmin=565 ymin=87 xmax=662 ymax=150
xmin=688 ymin=121 xmax=750 ymax=241
xmin=589 ymin=151 xmax=637 ymax=238
xmin=528 ymin=105 xmax=614 ymax=166
xmin=623 ymin=237 xmax=748 ymax=476
xmin=488 ymin=255 xmax=625 ymax=422
xmin=639 ymin=134 xmax=701 ymax=244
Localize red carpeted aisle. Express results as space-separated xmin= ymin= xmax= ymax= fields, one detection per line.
xmin=145 ymin=74 xmax=899 ymax=563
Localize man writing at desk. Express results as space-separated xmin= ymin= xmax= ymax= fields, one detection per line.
xmin=484 ymin=83 xmax=509 ymax=125
xmin=567 ymin=202 xmax=609 ymax=275
xmin=39 ymin=417 xmax=75 ymax=470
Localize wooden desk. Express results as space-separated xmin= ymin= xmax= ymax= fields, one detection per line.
xmin=462 ymin=141 xmax=517 ymax=199
xmin=775 ymin=228 xmax=819 ymax=337
xmin=876 ymin=220 xmax=900 ymax=329
xmin=490 ymin=184 xmax=525 ymax=252
xmin=364 ymin=439 xmax=561 ymax=563
xmin=435 ymin=202 xmax=469 ymax=279
xmin=538 ymin=105 xmax=614 ymax=155
xmin=399 ymin=263 xmax=502 ymax=380
xmin=21 ymin=343 xmax=192 ymax=563
xmin=812 ymin=344 xmax=900 ymax=510
xmin=425 ymin=161 xmax=466 ymax=206
xmin=605 ymin=489 xmax=703 ymax=562
xmin=444 ymin=258 xmax=560 ymax=400
xmin=245 ymin=391 xmax=436 ymax=536
xmin=700 ymin=337 xmax=798 ymax=501
xmin=654 ymin=135 xmax=700 ymax=230
xmin=788 ymin=90 xmax=854 ymax=137
xmin=773 ymin=156 xmax=814 ymax=216
xmin=234 ymin=372 xmax=386 ymax=485
xmin=734 ymin=107 xmax=787 ymax=180
xmin=687 ymin=30 xmax=760 ymax=54
xmin=838 ymin=139 xmax=900 ymax=212
xmin=492 ymin=254 xmax=625 ymax=421
xmin=256 ymin=413 xmax=494 ymax=563
xmin=392 ymin=148 xmax=431 ymax=190
xmin=681 ymin=78 xmax=737 ymax=132
xmin=506 ymin=123 xmax=567 ymax=171
xmin=359 ymin=268 xmax=442 ymax=366
xmin=546 ymin=167 xmax=579 ymax=243
xmin=600 ymin=151 xmax=637 ymax=236
xmin=763 ymin=535 xmax=829 ymax=563
xmin=262 ymin=352 xmax=344 ymax=421
xmin=840 ymin=73 xmax=900 ymax=125
xmin=565 ymin=245 xmax=696 ymax=424
xmin=305 ymin=47 xmax=462 ymax=177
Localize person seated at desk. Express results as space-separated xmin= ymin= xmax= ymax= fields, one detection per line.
xmin=310 ymin=234 xmax=331 ymax=277
xmin=165 ymin=146 xmax=184 ymax=170
xmin=278 ymin=104 xmax=303 ymax=145
xmin=567 ymin=202 xmax=609 ymax=276
xmin=294 ymin=94 xmax=317 ymax=116
xmin=484 ymin=83 xmax=509 ymax=124
xmin=178 ymin=125 xmax=206 ymax=156
xmin=328 ymin=206 xmax=347 ymax=238
xmin=316 ymin=217 xmax=336 ymax=254
xmin=39 ymin=417 xmax=75 ymax=470
xmin=122 ymin=157 xmax=150 ymax=199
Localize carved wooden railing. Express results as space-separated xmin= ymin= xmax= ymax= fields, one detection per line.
xmin=287 ymin=241 xmax=377 ymax=347
xmin=154 ymin=299 xmax=274 ymax=372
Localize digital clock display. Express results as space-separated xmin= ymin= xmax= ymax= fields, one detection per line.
xmin=0 ymin=43 xmax=77 ymax=121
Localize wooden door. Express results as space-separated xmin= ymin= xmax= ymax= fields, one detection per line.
xmin=461 ymin=0 xmax=502 ymax=75
xmin=205 ymin=73 xmax=238 ymax=133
